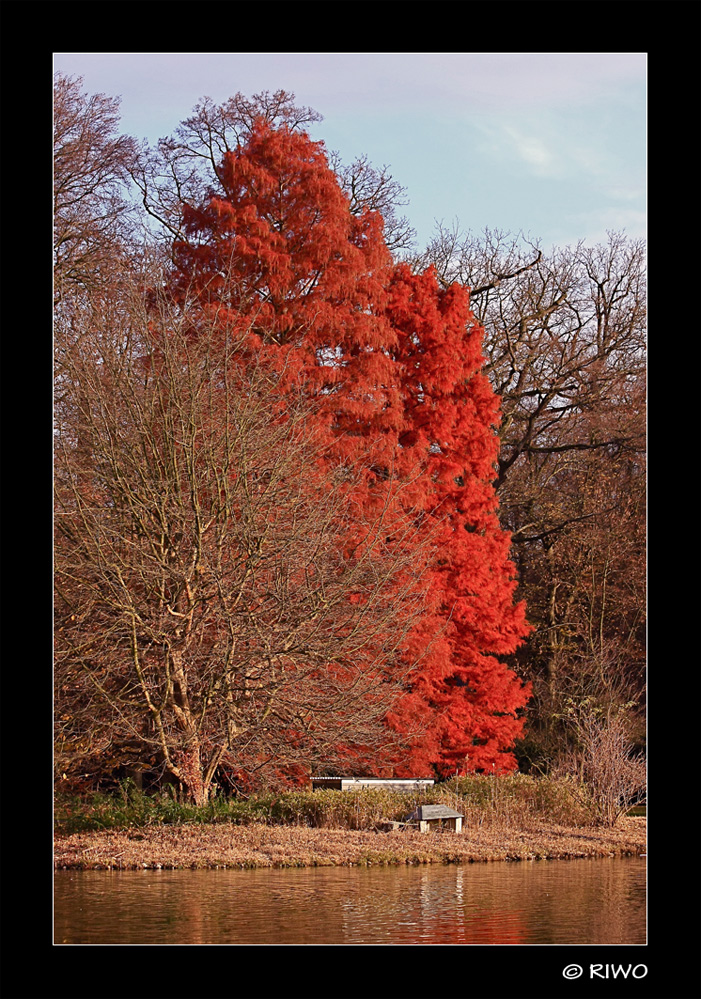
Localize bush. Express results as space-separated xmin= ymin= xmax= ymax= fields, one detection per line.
xmin=55 ymin=779 xmax=238 ymax=834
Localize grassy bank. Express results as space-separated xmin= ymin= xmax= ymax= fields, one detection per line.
xmin=54 ymin=776 xmax=646 ymax=868
xmin=54 ymin=818 xmax=646 ymax=869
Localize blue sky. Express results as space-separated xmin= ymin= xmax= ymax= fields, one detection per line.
xmin=53 ymin=52 xmax=646 ymax=253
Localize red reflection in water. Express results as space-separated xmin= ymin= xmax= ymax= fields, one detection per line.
xmin=54 ymin=858 xmax=646 ymax=946
xmin=461 ymin=910 xmax=527 ymax=945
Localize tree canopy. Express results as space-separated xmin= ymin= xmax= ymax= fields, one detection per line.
xmin=54 ymin=78 xmax=645 ymax=799
xmin=162 ymin=116 xmax=532 ymax=779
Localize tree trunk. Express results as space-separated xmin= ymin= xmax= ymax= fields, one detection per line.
xmin=175 ymin=742 xmax=209 ymax=806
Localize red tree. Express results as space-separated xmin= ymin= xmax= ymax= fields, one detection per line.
xmin=385 ymin=265 xmax=531 ymax=773
xmin=168 ymin=119 xmax=531 ymax=776
xmin=170 ymin=121 xmax=400 ymax=449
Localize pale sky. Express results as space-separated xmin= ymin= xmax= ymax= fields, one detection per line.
xmin=53 ymin=51 xmax=647 ymax=253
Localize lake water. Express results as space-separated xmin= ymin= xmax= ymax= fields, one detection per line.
xmin=54 ymin=856 xmax=645 ymax=945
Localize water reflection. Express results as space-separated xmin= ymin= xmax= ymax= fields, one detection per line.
xmin=54 ymin=857 xmax=646 ymax=945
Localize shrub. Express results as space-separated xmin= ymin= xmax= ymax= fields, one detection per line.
xmin=55 ymin=779 xmax=239 ymax=834
xmin=557 ymin=710 xmax=647 ymax=827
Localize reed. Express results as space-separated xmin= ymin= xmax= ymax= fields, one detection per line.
xmin=55 ymin=774 xmax=596 ymax=836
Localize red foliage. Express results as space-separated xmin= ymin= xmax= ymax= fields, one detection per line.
xmin=171 ymin=121 xmax=397 ymax=438
xmin=169 ymin=120 xmax=531 ymax=776
xmin=381 ymin=266 xmax=532 ymax=773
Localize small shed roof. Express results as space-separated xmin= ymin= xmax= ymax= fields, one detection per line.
xmin=408 ymin=804 xmax=463 ymax=821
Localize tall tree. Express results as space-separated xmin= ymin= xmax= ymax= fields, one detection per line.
xmin=412 ymin=225 xmax=646 ymax=766
xmin=165 ymin=118 xmax=532 ymax=776
xmin=54 ymin=284 xmax=431 ymax=803
xmin=53 ymin=73 xmax=138 ymax=302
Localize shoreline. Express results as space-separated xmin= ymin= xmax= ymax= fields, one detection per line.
xmin=54 ymin=816 xmax=646 ymax=870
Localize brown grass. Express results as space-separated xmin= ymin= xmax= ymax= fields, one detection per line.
xmin=54 ymin=816 xmax=646 ymax=870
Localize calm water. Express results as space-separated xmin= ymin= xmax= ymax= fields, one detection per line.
xmin=54 ymin=856 xmax=645 ymax=945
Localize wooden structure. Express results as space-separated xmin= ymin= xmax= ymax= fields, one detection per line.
xmin=406 ymin=804 xmax=464 ymax=833
xmin=311 ymin=777 xmax=434 ymax=793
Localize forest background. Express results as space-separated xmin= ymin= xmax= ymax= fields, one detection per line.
xmin=53 ymin=62 xmax=646 ymax=808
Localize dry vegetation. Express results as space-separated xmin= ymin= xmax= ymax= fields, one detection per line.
xmin=54 ymin=777 xmax=646 ymax=870
xmin=54 ymin=816 xmax=646 ymax=870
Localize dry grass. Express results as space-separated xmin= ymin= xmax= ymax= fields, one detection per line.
xmin=54 ymin=816 xmax=646 ymax=870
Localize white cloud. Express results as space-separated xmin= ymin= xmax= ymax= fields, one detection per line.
xmin=471 ymin=118 xmax=564 ymax=179
xmin=499 ymin=125 xmax=560 ymax=176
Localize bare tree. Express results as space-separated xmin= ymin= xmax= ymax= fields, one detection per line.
xmin=54 ymin=281 xmax=433 ymax=803
xmin=329 ymin=151 xmax=416 ymax=254
xmin=411 ymin=224 xmax=646 ymax=494
xmin=53 ymin=73 xmax=139 ymax=302
xmin=559 ymin=706 xmax=646 ymax=827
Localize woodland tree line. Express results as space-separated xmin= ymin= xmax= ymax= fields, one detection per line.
xmin=54 ymin=75 xmax=645 ymax=805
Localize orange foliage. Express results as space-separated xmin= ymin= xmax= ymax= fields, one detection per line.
xmin=169 ymin=120 xmax=531 ymax=776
